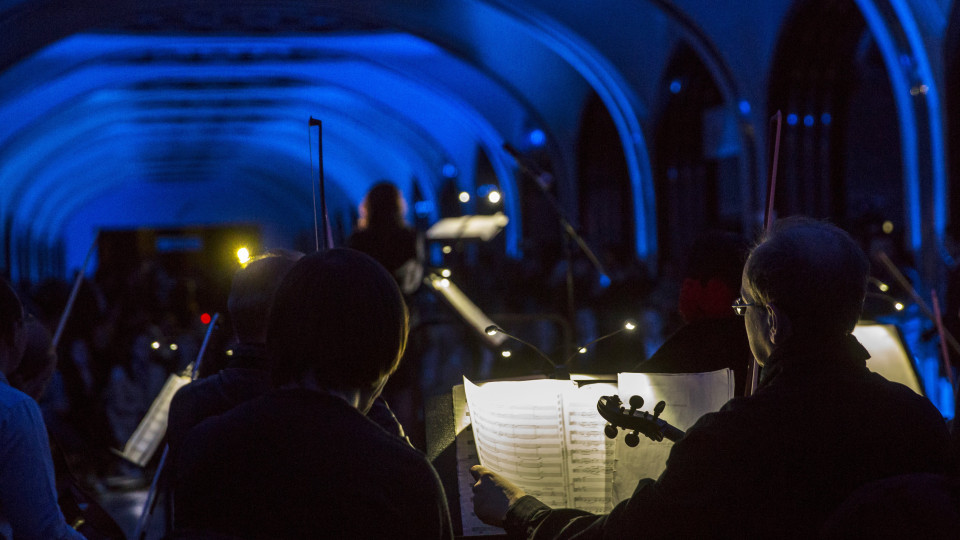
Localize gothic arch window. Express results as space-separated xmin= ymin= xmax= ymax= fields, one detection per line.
xmin=768 ymin=0 xmax=902 ymax=242
xmin=653 ymin=43 xmax=734 ymax=273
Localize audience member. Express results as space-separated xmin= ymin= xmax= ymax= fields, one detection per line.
xmin=174 ymin=248 xmax=452 ymax=538
xmin=166 ymin=249 xmax=302 ymax=450
xmin=0 ymin=278 xmax=84 ymax=539
xmin=470 ymin=217 xmax=949 ymax=538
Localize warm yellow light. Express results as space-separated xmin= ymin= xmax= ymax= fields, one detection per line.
xmin=487 ymin=190 xmax=501 ymax=204
xmin=440 ymin=268 xmax=452 ymax=278
xmin=578 ymin=347 xmax=587 ymax=354
xmin=226 ymin=349 xmax=234 ymax=356
xmin=459 ymin=191 xmax=471 ymax=203
xmin=442 ymin=245 xmax=453 ymax=254
xmin=486 ymin=328 xmax=498 ymax=336
xmin=439 ymin=278 xmax=450 ymax=288
xmin=151 ymin=341 xmax=160 ymax=350
xmin=624 ymin=321 xmax=636 ymax=331
xmin=894 ymin=302 xmax=904 ymax=311
xmin=878 ymin=283 xmax=890 ymax=292
xmin=501 ymin=350 xmax=512 ymax=358
xmin=882 ymin=221 xmax=894 ymax=234
xmin=170 ymin=343 xmax=178 ymax=351
xmin=237 ymin=247 xmax=251 ymax=264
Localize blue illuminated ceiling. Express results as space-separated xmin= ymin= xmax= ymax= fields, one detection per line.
xmin=0 ymin=31 xmax=542 ymax=275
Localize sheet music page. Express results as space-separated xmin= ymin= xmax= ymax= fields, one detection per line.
xmin=453 ymin=385 xmax=506 ymax=536
xmin=122 ymin=373 xmax=191 ymax=466
xmin=611 ymin=369 xmax=734 ymax=504
xmin=464 ymin=377 xmax=574 ymax=508
xmin=560 ymin=381 xmax=618 ymax=513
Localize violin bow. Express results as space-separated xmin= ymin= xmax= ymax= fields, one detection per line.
xmin=309 ymin=117 xmax=334 ymax=251
xmin=931 ymin=291 xmax=955 ymax=390
xmin=51 ymin=232 xmax=98 ymax=350
xmin=133 ymin=312 xmax=220 ymax=538
xmin=745 ymin=111 xmax=783 ymax=397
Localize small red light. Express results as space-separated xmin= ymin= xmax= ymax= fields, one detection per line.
xmin=200 ymin=313 xmax=212 ymax=325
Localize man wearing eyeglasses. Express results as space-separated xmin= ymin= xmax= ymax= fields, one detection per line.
xmin=471 ymin=217 xmax=949 ymax=538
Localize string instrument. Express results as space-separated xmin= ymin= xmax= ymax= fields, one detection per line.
xmin=597 ymin=395 xmax=684 ymax=446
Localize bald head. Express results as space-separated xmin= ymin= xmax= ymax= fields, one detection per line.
xmin=744 ymin=217 xmax=869 ymax=337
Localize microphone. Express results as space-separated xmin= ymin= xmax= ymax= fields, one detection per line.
xmin=484 ymin=325 xmax=569 ymax=379
xmin=502 ymin=143 xmax=553 ymax=191
xmin=564 ymin=320 xmax=637 ymax=365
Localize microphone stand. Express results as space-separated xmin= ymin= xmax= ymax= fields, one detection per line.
xmin=485 ymin=325 xmax=569 ymax=380
xmin=503 ymin=144 xmax=608 ymax=343
xmin=485 ymin=320 xmax=635 ymax=380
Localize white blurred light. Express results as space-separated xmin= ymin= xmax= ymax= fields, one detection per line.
xmin=501 ymin=350 xmax=512 ymax=358
xmin=151 ymin=341 xmax=160 ymax=350
xmin=894 ymin=302 xmax=904 ymax=311
xmin=170 ymin=343 xmax=178 ymax=351
xmin=624 ymin=321 xmax=636 ymax=331
xmin=237 ymin=247 xmax=251 ymax=264
xmin=487 ymin=190 xmax=501 ymax=204
xmin=459 ymin=191 xmax=471 ymax=203
xmin=440 ymin=268 xmax=451 ymax=278
xmin=442 ymin=245 xmax=452 ymax=254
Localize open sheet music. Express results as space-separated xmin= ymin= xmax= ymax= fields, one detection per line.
xmin=456 ymin=370 xmax=734 ymax=534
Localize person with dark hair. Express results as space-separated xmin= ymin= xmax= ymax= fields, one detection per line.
xmin=173 ymin=248 xmax=452 ymax=538
xmin=633 ymin=230 xmax=752 ymax=395
xmin=347 ymin=181 xmax=423 ymax=295
xmin=166 ymin=248 xmax=302 ymax=449
xmin=9 ymin=317 xmax=58 ymax=402
xmin=470 ymin=217 xmax=949 ymax=539
xmin=348 ymin=181 xmax=426 ymax=446
xmin=0 ymin=278 xmax=84 ymax=539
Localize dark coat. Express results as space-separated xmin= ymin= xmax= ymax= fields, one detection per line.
xmin=174 ymin=388 xmax=453 ymax=539
xmin=505 ymin=335 xmax=949 ymax=539
xmin=167 ymin=343 xmax=270 ymax=451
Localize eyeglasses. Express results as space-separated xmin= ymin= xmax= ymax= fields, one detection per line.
xmin=731 ymin=296 xmax=757 ymax=316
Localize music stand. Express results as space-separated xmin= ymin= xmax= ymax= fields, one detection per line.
xmin=113 ymin=373 xmax=191 ymax=467
xmin=426 ymin=213 xmax=508 ymax=242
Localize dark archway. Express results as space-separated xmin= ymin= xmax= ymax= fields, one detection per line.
xmin=652 ymin=43 xmax=732 ymax=275
xmin=767 ymin=0 xmax=902 ymax=240
xmin=577 ymin=92 xmax=632 ymax=257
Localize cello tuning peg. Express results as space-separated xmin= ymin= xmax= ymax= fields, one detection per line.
xmin=604 ymin=424 xmax=619 ymax=439
xmin=624 ymin=431 xmax=640 ymax=447
xmin=654 ymin=400 xmax=666 ymax=416
xmin=629 ymin=395 xmax=644 ymax=410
